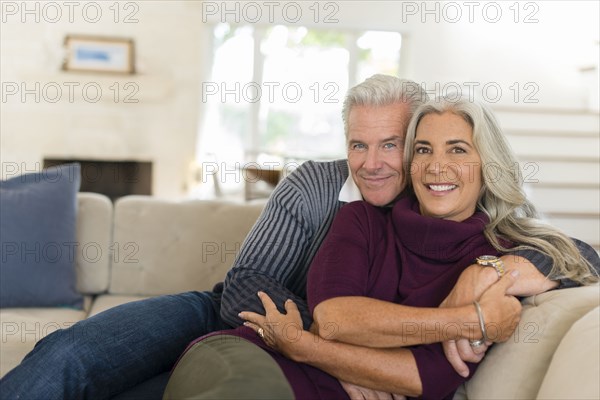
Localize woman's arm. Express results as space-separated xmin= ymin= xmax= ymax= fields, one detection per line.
xmin=306 ymin=202 xmax=521 ymax=348
xmin=439 ymin=242 xmax=599 ymax=377
xmin=313 ymin=270 xmax=521 ymax=348
xmin=293 ymin=333 xmax=423 ymax=397
xmin=311 ymin=255 xmax=556 ymax=349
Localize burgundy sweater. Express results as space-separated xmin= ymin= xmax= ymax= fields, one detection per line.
xmin=307 ymin=196 xmax=499 ymax=399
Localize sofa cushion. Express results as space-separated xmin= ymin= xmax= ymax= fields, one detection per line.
xmin=461 ymin=285 xmax=600 ymax=399
xmin=75 ymin=193 xmax=112 ymax=294
xmin=87 ymin=294 xmax=150 ymax=317
xmin=0 ymin=297 xmax=91 ymax=377
xmin=0 ymin=164 xmax=83 ymax=308
xmin=536 ymin=305 xmax=600 ymax=399
xmin=109 ymin=197 xmax=265 ymax=296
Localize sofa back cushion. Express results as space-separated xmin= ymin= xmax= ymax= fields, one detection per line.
xmin=75 ymin=192 xmax=112 ymax=294
xmin=109 ymin=196 xmax=265 ymax=296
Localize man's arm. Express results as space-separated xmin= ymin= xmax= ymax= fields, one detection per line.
xmin=221 ymin=160 xmax=346 ymax=329
xmin=221 ymin=178 xmax=313 ymax=328
xmin=513 ymin=239 xmax=600 ymax=289
xmin=445 ymin=238 xmax=600 ymax=310
xmin=441 ymin=255 xmax=558 ymax=312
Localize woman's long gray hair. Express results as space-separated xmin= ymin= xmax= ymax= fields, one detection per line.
xmin=404 ymin=96 xmax=598 ymax=285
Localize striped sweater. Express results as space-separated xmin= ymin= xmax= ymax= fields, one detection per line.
xmin=222 ymin=159 xmax=349 ymax=328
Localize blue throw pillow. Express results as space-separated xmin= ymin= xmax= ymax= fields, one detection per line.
xmin=1 ymin=163 xmax=83 ymax=308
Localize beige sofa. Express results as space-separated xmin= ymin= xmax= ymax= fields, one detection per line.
xmin=0 ymin=192 xmax=265 ymax=378
xmin=1 ymin=193 xmax=598 ymax=399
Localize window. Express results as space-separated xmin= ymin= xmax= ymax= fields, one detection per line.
xmin=196 ymin=23 xmax=402 ymax=194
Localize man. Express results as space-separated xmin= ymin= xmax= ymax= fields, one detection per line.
xmin=0 ymin=75 xmax=562 ymax=399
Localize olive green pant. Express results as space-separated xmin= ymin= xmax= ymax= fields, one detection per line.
xmin=163 ymin=335 xmax=294 ymax=400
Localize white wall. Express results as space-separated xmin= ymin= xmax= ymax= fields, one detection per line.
xmin=2 ymin=1 xmax=599 ymax=204
xmin=1 ymin=1 xmax=209 ymax=198
xmin=203 ymin=0 xmax=599 ymax=109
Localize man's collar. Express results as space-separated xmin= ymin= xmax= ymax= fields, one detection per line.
xmin=337 ymin=162 xmax=402 ymax=207
xmin=338 ymin=166 xmax=362 ymax=203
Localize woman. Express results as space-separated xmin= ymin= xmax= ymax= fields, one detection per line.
xmin=164 ymin=97 xmax=599 ymax=399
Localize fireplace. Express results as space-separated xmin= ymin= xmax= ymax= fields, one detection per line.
xmin=43 ymin=159 xmax=152 ymax=202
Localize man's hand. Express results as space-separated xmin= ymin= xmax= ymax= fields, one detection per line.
xmin=239 ymin=291 xmax=313 ymax=359
xmin=500 ymin=255 xmax=559 ymax=296
xmin=340 ymin=381 xmax=406 ymax=400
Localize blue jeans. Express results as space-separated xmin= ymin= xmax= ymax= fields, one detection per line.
xmin=0 ymin=291 xmax=228 ymax=400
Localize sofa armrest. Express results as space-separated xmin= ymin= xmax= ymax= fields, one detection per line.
xmin=459 ymin=285 xmax=599 ymax=399
xmin=536 ymin=306 xmax=600 ymax=399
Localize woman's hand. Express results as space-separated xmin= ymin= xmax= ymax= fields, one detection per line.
xmin=440 ymin=264 xmax=498 ymax=309
xmin=442 ymin=338 xmax=491 ymax=377
xmin=477 ymin=271 xmax=522 ymax=343
xmin=239 ymin=291 xmax=315 ymax=359
xmin=442 ymin=269 xmax=521 ymax=377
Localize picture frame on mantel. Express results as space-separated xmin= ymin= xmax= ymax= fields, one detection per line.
xmin=62 ymin=35 xmax=135 ymax=74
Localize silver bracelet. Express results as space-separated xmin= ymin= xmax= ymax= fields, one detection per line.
xmin=473 ymin=300 xmax=489 ymax=342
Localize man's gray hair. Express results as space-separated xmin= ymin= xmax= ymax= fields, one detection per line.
xmin=342 ymin=74 xmax=429 ymax=138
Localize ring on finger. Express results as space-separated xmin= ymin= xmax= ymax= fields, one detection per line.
xmin=469 ymin=339 xmax=485 ymax=348
xmin=257 ymin=327 xmax=265 ymax=339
